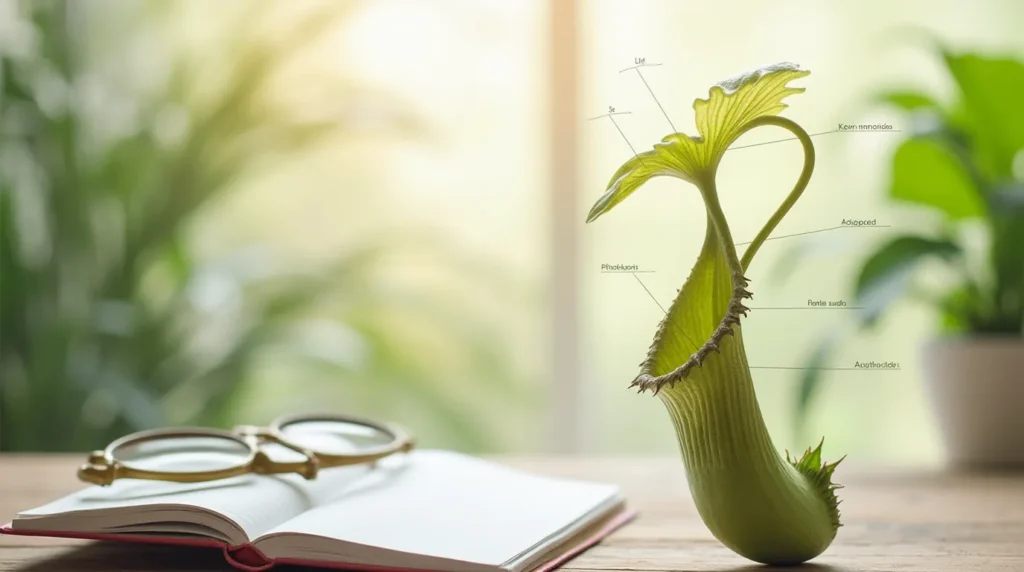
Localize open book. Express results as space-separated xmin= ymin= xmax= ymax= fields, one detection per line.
xmin=1 ymin=450 xmax=634 ymax=572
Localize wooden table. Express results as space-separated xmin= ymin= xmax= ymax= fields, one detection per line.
xmin=1 ymin=456 xmax=1022 ymax=571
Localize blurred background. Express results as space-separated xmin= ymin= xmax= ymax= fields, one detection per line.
xmin=1 ymin=0 xmax=1021 ymax=461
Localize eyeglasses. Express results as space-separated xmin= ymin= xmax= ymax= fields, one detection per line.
xmin=78 ymin=413 xmax=414 ymax=486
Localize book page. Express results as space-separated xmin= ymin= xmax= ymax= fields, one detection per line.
xmin=14 ymin=444 xmax=378 ymax=543
xmin=257 ymin=450 xmax=621 ymax=567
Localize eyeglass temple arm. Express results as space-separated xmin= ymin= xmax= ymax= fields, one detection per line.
xmin=79 ymin=451 xmax=246 ymax=486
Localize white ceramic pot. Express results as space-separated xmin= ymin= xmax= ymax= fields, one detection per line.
xmin=922 ymin=337 xmax=1024 ymax=469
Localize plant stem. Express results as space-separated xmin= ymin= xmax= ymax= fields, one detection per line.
xmin=700 ymin=178 xmax=747 ymax=282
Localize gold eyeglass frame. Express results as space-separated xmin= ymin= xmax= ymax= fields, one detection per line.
xmin=78 ymin=413 xmax=415 ymax=487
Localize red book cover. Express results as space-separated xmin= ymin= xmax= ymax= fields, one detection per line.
xmin=1 ymin=509 xmax=636 ymax=572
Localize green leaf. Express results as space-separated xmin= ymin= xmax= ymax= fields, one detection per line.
xmin=587 ymin=63 xmax=810 ymax=223
xmin=855 ymin=236 xmax=961 ymax=325
xmin=888 ymin=138 xmax=985 ymax=219
xmin=586 ymin=153 xmax=694 ymax=223
xmin=990 ymin=183 xmax=1024 ymax=213
xmin=943 ymin=52 xmax=1024 ymax=178
xmin=989 ymin=212 xmax=1024 ymax=335
xmin=875 ymin=90 xmax=939 ymax=111
xmin=936 ymin=286 xmax=978 ymax=334
xmin=797 ymin=234 xmax=968 ymax=430
xmin=794 ymin=329 xmax=842 ymax=432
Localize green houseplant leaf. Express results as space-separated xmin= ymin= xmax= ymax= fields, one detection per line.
xmin=855 ymin=235 xmax=963 ymax=325
xmin=888 ymin=138 xmax=985 ymax=219
xmin=795 ymin=236 xmax=962 ymax=427
xmin=943 ymin=52 xmax=1024 ymax=179
xmin=793 ymin=48 xmax=1024 ymax=435
xmin=587 ymin=63 xmax=843 ymax=565
xmin=875 ymin=90 xmax=940 ymax=112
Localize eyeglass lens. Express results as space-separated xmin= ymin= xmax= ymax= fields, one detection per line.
xmin=278 ymin=419 xmax=397 ymax=455
xmin=112 ymin=436 xmax=251 ymax=473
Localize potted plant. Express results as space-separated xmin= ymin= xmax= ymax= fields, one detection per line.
xmin=0 ymin=0 xmax=525 ymax=453
xmin=796 ymin=45 xmax=1024 ymax=468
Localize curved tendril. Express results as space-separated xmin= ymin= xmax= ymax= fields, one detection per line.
xmin=737 ymin=116 xmax=816 ymax=271
xmin=630 ymin=115 xmax=815 ymax=394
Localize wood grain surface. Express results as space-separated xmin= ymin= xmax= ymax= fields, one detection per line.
xmin=1 ymin=455 xmax=1022 ymax=571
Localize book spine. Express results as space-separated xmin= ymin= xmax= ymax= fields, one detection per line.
xmin=224 ymin=543 xmax=275 ymax=571
xmin=0 ymin=525 xmax=276 ymax=571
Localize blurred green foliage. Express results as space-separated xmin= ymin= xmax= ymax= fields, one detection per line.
xmin=793 ymin=45 xmax=1024 ymax=427
xmin=0 ymin=0 xmax=535 ymax=451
